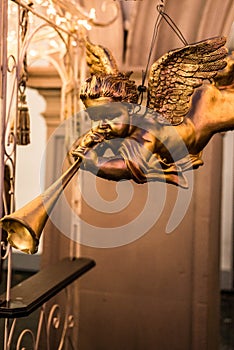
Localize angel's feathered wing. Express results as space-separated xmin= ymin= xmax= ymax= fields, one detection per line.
xmin=214 ymin=53 xmax=234 ymax=89
xmin=86 ymin=40 xmax=119 ymax=75
xmin=147 ymin=36 xmax=228 ymax=125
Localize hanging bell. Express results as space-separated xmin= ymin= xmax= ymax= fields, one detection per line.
xmin=17 ymin=93 xmax=30 ymax=145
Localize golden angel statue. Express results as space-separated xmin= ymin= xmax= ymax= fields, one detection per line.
xmin=1 ymin=37 xmax=234 ymax=254
xmin=71 ymin=37 xmax=234 ymax=188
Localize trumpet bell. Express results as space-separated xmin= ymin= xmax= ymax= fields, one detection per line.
xmin=1 ymin=217 xmax=39 ymax=254
xmin=0 ymin=158 xmax=82 ymax=254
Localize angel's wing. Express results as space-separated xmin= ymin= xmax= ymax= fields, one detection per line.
xmin=214 ymin=53 xmax=234 ymax=89
xmin=147 ymin=36 xmax=228 ymax=125
xmin=86 ymin=40 xmax=119 ymax=75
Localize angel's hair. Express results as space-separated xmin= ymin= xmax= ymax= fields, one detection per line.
xmin=80 ymin=73 xmax=139 ymax=105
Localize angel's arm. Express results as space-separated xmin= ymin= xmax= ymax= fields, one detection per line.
xmin=71 ymin=142 xmax=132 ymax=181
xmin=71 ymin=128 xmax=156 ymax=183
xmin=87 ymin=155 xmax=132 ymax=181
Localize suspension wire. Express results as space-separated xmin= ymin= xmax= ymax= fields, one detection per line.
xmin=137 ymin=4 xmax=163 ymax=104
xmin=137 ymin=0 xmax=188 ymax=105
xmin=157 ymin=4 xmax=188 ymax=46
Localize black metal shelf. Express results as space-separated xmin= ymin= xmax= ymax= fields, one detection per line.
xmin=0 ymin=257 xmax=95 ymax=318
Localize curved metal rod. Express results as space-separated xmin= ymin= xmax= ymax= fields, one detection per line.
xmin=19 ymin=23 xmax=72 ymax=74
xmin=90 ymin=0 xmax=120 ymax=27
xmin=16 ymin=329 xmax=36 ymax=350
xmin=11 ymin=0 xmax=79 ymax=38
xmin=12 ymin=0 xmax=119 ymax=31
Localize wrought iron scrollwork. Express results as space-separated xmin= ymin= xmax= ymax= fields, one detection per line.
xmin=3 ymin=288 xmax=75 ymax=350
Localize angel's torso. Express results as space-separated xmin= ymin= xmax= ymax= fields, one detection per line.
xmin=129 ymin=115 xmax=196 ymax=163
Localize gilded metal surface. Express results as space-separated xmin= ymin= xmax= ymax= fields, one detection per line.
xmin=70 ymin=36 xmax=234 ymax=188
xmin=86 ymin=40 xmax=119 ymax=75
xmin=214 ymin=52 xmax=234 ymax=90
xmin=0 ymin=158 xmax=82 ymax=254
xmin=147 ymin=37 xmax=227 ymax=125
xmin=84 ymin=37 xmax=228 ymax=124
xmin=2 ymin=37 xmax=234 ymax=256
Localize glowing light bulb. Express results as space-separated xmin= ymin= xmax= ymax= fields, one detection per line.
xmin=77 ymin=19 xmax=92 ymax=31
xmin=47 ymin=5 xmax=56 ymax=17
xmin=49 ymin=39 xmax=59 ymax=48
xmin=65 ymin=12 xmax=72 ymax=21
xmin=89 ymin=8 xmax=96 ymax=20
xmin=55 ymin=16 xmax=62 ymax=25
xmin=29 ymin=49 xmax=38 ymax=57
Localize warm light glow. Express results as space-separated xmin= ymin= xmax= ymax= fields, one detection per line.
xmin=49 ymin=39 xmax=59 ymax=48
xmin=89 ymin=8 xmax=96 ymax=20
xmin=55 ymin=16 xmax=62 ymax=25
xmin=6 ymin=0 xmax=96 ymax=64
xmin=47 ymin=5 xmax=56 ymax=17
xmin=29 ymin=49 xmax=38 ymax=57
xmin=6 ymin=0 xmax=119 ymax=68
xmin=78 ymin=19 xmax=92 ymax=31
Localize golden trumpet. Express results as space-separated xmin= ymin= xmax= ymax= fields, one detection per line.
xmin=0 ymin=158 xmax=82 ymax=254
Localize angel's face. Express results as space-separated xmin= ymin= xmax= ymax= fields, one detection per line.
xmin=89 ymin=102 xmax=130 ymax=138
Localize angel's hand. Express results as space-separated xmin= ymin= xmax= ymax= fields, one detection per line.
xmin=79 ymin=130 xmax=106 ymax=148
xmin=71 ymin=144 xmax=98 ymax=169
xmin=71 ymin=129 xmax=109 ymax=167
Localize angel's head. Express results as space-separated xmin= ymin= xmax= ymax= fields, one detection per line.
xmin=80 ymin=73 xmax=139 ymax=108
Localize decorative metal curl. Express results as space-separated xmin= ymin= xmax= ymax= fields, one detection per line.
xmin=7 ymin=55 xmax=17 ymax=73
xmin=16 ymin=329 xmax=36 ymax=350
xmin=1 ymin=288 xmax=75 ymax=350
